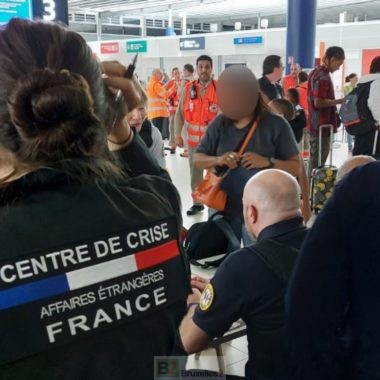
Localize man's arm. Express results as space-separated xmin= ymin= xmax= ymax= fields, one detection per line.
xmin=314 ymin=97 xmax=343 ymax=108
xmin=240 ymin=153 xmax=300 ymax=177
xmin=180 ymin=290 xmax=211 ymax=354
xmin=174 ymin=88 xmax=186 ymax=146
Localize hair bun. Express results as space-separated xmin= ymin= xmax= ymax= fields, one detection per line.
xmin=7 ymin=68 xmax=95 ymax=137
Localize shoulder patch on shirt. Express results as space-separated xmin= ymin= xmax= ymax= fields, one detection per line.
xmin=199 ymin=283 xmax=214 ymax=311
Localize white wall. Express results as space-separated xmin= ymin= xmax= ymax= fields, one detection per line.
xmin=88 ymin=20 xmax=380 ymax=86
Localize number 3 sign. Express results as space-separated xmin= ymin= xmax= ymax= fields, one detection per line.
xmin=32 ymin=0 xmax=69 ymax=25
xmin=42 ymin=0 xmax=56 ymax=21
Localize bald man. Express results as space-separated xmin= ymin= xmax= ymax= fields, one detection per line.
xmin=336 ymin=155 xmax=375 ymax=182
xmin=180 ymin=169 xmax=308 ymax=380
xmin=283 ymin=63 xmax=301 ymax=92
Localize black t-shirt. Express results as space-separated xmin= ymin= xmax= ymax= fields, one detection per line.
xmin=0 ymin=135 xmax=189 ymax=380
xmin=193 ymin=217 xmax=307 ymax=380
xmin=196 ymin=112 xmax=299 ymax=160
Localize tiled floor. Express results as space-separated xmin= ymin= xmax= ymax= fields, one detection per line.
xmin=165 ymin=129 xmax=352 ymax=377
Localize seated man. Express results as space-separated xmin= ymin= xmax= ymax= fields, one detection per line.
xmin=180 ymin=169 xmax=308 ymax=380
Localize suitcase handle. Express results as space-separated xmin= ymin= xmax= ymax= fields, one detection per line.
xmin=373 ymin=129 xmax=379 ymax=156
xmin=318 ymin=124 xmax=334 ymax=167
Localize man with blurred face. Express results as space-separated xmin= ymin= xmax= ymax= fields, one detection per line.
xmin=180 ymin=170 xmax=308 ymax=380
xmin=174 ymin=55 xmax=218 ymax=216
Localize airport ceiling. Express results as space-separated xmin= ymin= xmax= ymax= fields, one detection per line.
xmin=67 ymin=0 xmax=380 ymax=24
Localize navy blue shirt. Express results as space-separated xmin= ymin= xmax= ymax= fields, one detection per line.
xmin=287 ymin=161 xmax=380 ymax=380
xmin=193 ymin=217 xmax=306 ymax=380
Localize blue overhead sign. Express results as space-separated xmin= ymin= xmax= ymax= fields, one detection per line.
xmin=0 ymin=0 xmax=32 ymax=25
xmin=179 ymin=37 xmax=205 ymax=51
xmin=233 ymin=36 xmax=263 ymax=45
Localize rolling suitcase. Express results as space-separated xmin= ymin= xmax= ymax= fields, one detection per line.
xmin=310 ymin=124 xmax=338 ymax=213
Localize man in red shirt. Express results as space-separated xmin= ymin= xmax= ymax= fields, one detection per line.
xmin=307 ymin=46 xmax=345 ymax=178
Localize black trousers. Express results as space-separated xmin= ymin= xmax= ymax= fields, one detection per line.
xmin=152 ymin=117 xmax=169 ymax=139
xmin=353 ymin=129 xmax=380 ymax=156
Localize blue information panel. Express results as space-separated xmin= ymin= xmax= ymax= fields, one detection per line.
xmin=179 ymin=37 xmax=205 ymax=51
xmin=233 ymin=36 xmax=263 ymax=45
xmin=0 ymin=0 xmax=33 ymax=25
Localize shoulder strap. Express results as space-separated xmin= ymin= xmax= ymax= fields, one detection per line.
xmin=237 ymin=119 xmax=259 ymax=155
xmin=247 ymin=227 xmax=306 ymax=284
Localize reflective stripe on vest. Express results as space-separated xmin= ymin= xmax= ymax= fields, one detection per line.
xmin=183 ymin=80 xmax=218 ymax=147
xmin=147 ymin=79 xmax=169 ymax=119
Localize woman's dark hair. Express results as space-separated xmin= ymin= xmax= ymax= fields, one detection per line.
xmin=0 ymin=18 xmax=122 ymax=183
xmin=370 ymin=56 xmax=380 ymax=74
xmin=345 ymin=73 xmax=357 ymax=82
xmin=269 ymin=98 xmax=295 ymax=121
xmin=286 ymin=88 xmax=300 ymax=106
xmin=183 ymin=64 xmax=194 ymax=74
xmin=298 ymin=71 xmax=308 ymax=83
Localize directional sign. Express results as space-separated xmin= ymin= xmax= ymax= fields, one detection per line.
xmin=179 ymin=37 xmax=205 ymax=51
xmin=0 ymin=0 xmax=32 ymax=25
xmin=32 ymin=0 xmax=69 ymax=25
xmin=101 ymin=42 xmax=119 ymax=54
xmin=126 ymin=40 xmax=147 ymax=53
xmin=233 ymin=36 xmax=263 ymax=45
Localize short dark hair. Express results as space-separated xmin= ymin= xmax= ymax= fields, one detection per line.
xmin=263 ymin=55 xmax=282 ymax=75
xmin=269 ymin=98 xmax=295 ymax=121
xmin=286 ymin=88 xmax=300 ymax=105
xmin=196 ymin=55 xmax=213 ymax=68
xmin=370 ymin=56 xmax=380 ymax=74
xmin=325 ymin=46 xmax=345 ymax=61
xmin=298 ymin=71 xmax=308 ymax=83
xmin=183 ymin=63 xmax=194 ymax=73
xmin=345 ymin=73 xmax=357 ymax=82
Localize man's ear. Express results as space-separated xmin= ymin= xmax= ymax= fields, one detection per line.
xmin=250 ymin=205 xmax=258 ymax=224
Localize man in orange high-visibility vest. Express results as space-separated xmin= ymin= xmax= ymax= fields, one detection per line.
xmin=147 ymin=68 xmax=172 ymax=139
xmin=165 ymin=67 xmax=182 ymax=153
xmin=283 ymin=63 xmax=301 ymax=92
xmin=175 ymin=55 xmax=219 ymax=216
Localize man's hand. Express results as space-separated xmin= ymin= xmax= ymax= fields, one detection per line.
xmin=240 ymin=152 xmax=269 ymax=169
xmin=217 ymin=152 xmax=240 ymax=168
xmin=175 ymin=135 xmax=184 ymax=148
xmin=191 ymin=276 xmax=209 ymax=292
xmin=187 ymin=288 xmax=202 ymax=304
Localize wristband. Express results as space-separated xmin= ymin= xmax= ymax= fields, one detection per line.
xmin=107 ymin=130 xmax=134 ymax=145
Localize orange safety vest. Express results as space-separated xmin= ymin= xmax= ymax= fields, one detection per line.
xmin=183 ymin=80 xmax=218 ymax=148
xmin=166 ymin=79 xmax=181 ymax=114
xmin=147 ymin=77 xmax=169 ymax=119
xmin=283 ymin=74 xmax=298 ymax=92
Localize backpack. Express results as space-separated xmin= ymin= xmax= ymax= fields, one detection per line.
xmin=183 ymin=212 xmax=241 ymax=267
xmin=339 ymin=81 xmax=376 ymax=136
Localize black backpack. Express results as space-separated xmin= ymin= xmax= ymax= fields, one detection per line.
xmin=339 ymin=81 xmax=376 ymax=136
xmin=183 ymin=212 xmax=241 ymax=267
